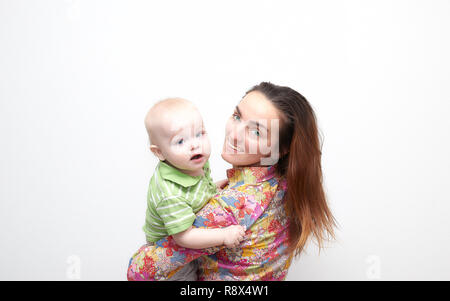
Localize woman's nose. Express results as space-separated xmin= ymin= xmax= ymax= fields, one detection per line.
xmin=228 ymin=122 xmax=245 ymax=144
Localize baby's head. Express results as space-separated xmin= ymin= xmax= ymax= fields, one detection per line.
xmin=144 ymin=98 xmax=211 ymax=176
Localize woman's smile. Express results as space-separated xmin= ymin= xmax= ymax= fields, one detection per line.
xmin=225 ymin=139 xmax=242 ymax=153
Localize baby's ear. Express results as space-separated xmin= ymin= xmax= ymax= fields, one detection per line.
xmin=149 ymin=145 xmax=165 ymax=161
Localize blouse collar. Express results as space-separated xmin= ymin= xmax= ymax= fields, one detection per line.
xmin=226 ymin=164 xmax=278 ymax=185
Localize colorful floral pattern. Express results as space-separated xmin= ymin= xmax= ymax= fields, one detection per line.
xmin=127 ymin=164 xmax=293 ymax=281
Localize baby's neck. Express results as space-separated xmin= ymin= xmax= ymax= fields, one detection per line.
xmin=164 ymin=160 xmax=204 ymax=177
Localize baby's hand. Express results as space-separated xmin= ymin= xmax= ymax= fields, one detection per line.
xmin=223 ymin=225 xmax=245 ymax=248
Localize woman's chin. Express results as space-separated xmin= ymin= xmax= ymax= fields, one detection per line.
xmin=221 ymin=152 xmax=261 ymax=167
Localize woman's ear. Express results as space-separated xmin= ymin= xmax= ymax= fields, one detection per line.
xmin=150 ymin=145 xmax=165 ymax=161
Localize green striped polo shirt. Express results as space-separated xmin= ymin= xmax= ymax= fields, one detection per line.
xmin=143 ymin=160 xmax=217 ymax=242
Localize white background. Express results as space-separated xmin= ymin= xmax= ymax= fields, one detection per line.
xmin=1 ymin=0 xmax=450 ymax=280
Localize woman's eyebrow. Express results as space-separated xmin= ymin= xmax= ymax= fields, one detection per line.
xmin=248 ymin=120 xmax=267 ymax=131
xmin=236 ymin=105 xmax=267 ymax=131
xmin=235 ymin=105 xmax=242 ymax=116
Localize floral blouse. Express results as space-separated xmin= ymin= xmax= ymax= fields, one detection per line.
xmin=127 ymin=164 xmax=293 ymax=281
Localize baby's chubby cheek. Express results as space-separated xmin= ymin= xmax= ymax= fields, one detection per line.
xmin=201 ymin=141 xmax=212 ymax=156
xmin=171 ymin=151 xmax=191 ymax=164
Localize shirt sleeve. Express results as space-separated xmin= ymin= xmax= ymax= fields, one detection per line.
xmin=157 ymin=196 xmax=196 ymax=236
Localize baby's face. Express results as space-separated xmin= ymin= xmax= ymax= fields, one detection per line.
xmin=155 ymin=107 xmax=211 ymax=176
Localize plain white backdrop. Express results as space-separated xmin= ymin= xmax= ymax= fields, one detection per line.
xmin=1 ymin=0 xmax=450 ymax=280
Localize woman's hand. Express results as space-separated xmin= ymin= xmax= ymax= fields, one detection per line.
xmin=215 ymin=179 xmax=229 ymax=191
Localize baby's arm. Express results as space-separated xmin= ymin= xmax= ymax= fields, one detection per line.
xmin=173 ymin=225 xmax=245 ymax=249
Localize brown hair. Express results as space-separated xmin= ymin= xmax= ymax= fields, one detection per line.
xmin=245 ymin=82 xmax=337 ymax=257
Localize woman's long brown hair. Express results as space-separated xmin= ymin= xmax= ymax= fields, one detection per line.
xmin=246 ymin=82 xmax=337 ymax=257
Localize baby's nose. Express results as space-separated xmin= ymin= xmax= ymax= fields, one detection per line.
xmin=191 ymin=140 xmax=200 ymax=150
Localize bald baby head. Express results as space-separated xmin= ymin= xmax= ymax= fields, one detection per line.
xmin=144 ymin=97 xmax=199 ymax=145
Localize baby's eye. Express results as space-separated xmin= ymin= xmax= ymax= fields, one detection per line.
xmin=176 ymin=139 xmax=184 ymax=145
xmin=196 ymin=131 xmax=204 ymax=138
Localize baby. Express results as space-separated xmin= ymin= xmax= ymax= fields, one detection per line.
xmin=143 ymin=97 xmax=245 ymax=251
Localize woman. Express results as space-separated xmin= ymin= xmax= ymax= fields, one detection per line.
xmin=127 ymin=82 xmax=337 ymax=280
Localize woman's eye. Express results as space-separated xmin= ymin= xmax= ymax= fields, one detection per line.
xmin=251 ymin=129 xmax=260 ymax=137
xmin=196 ymin=131 xmax=203 ymax=138
xmin=232 ymin=113 xmax=241 ymax=121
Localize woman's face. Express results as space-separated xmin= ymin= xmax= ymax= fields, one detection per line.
xmin=221 ymin=91 xmax=282 ymax=167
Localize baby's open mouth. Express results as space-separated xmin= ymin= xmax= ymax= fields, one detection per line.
xmin=190 ymin=154 xmax=203 ymax=160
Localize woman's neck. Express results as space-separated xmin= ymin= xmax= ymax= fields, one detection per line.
xmin=233 ymin=162 xmax=266 ymax=168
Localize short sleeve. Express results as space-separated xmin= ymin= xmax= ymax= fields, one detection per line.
xmin=156 ymin=196 xmax=196 ymax=235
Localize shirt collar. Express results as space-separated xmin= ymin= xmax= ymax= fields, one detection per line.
xmin=226 ymin=164 xmax=278 ymax=185
xmin=158 ymin=160 xmax=210 ymax=188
